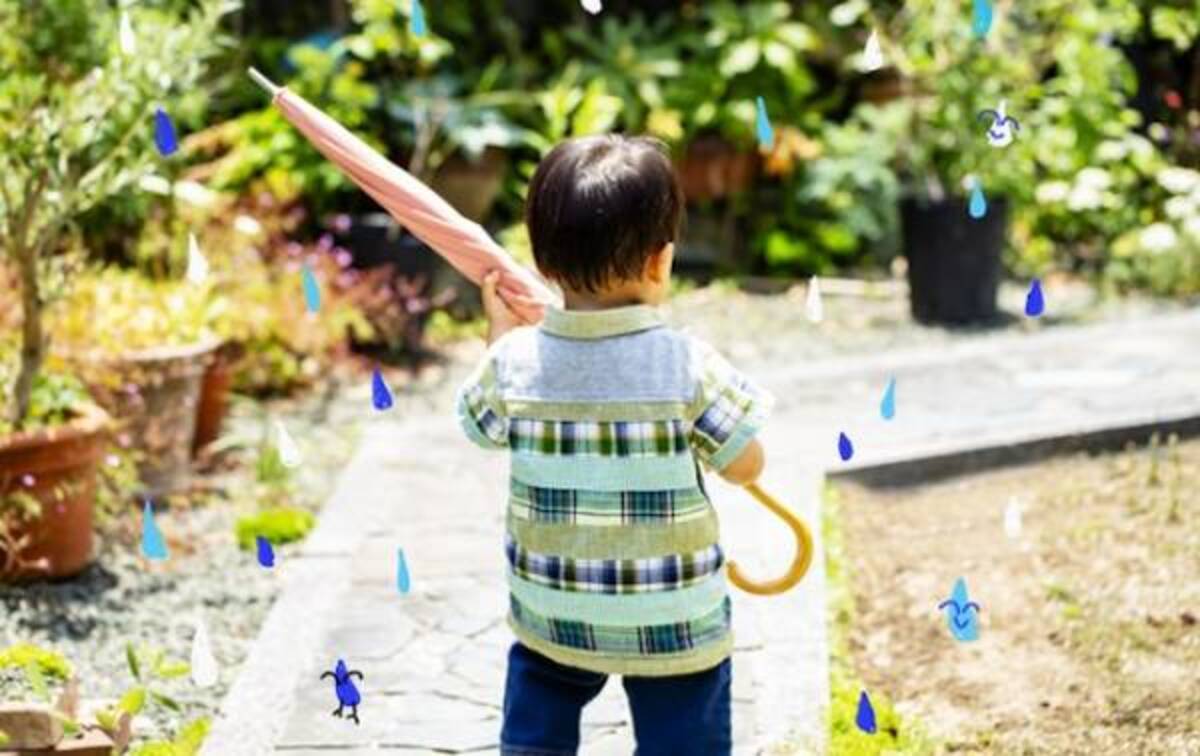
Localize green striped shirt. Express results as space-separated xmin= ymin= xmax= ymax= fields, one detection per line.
xmin=455 ymin=304 xmax=772 ymax=676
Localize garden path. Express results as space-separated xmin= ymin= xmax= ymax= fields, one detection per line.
xmin=203 ymin=304 xmax=1200 ymax=755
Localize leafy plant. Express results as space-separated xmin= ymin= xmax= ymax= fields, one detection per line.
xmin=0 ymin=0 xmax=236 ymax=428
xmin=0 ymin=337 xmax=92 ymax=435
xmin=0 ymin=643 xmax=73 ymax=682
xmin=668 ymin=0 xmax=821 ymax=146
xmin=755 ymin=106 xmax=903 ymax=274
xmin=128 ymin=717 xmax=211 ymax=756
xmin=191 ymin=0 xmax=531 ymax=215
xmin=49 ymin=268 xmax=221 ymax=358
xmin=234 ymin=506 xmax=315 ymax=550
xmin=92 ymin=644 xmax=190 ymax=738
xmin=853 ymin=0 xmax=1142 ymax=202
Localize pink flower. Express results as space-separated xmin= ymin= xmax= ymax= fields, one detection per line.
xmin=335 ymin=249 xmax=353 ymax=268
xmin=106 ymin=454 xmax=121 ymax=467
xmin=285 ymin=242 xmax=304 ymax=258
xmin=21 ymin=474 xmax=35 ymax=487
xmin=333 ymin=214 xmax=352 ymax=233
xmin=318 ymin=234 xmax=334 ymax=252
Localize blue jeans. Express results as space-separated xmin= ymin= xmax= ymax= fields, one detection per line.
xmin=500 ymin=642 xmax=732 ymax=755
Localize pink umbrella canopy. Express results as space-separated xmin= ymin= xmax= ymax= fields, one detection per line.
xmin=248 ymin=68 xmax=558 ymax=323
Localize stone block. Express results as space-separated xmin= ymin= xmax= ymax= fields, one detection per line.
xmin=0 ymin=704 xmax=63 ymax=750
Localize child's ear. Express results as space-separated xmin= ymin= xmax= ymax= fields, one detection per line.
xmin=646 ymin=243 xmax=674 ymax=283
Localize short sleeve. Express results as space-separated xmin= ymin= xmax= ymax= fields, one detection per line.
xmin=455 ymin=356 xmax=509 ymax=450
xmin=687 ymin=341 xmax=774 ymax=471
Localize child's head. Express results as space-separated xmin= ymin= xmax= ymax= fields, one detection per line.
xmin=526 ymin=135 xmax=685 ymax=306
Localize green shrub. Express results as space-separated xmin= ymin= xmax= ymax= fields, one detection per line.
xmin=235 ymin=506 xmax=315 ymax=550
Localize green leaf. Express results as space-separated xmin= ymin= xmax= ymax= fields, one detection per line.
xmin=155 ymin=660 xmax=191 ymax=680
xmin=763 ymin=41 xmax=796 ymax=70
xmin=94 ymin=708 xmax=117 ymax=733
xmin=49 ymin=711 xmax=80 ymax=736
xmin=174 ymin=717 xmax=211 ymax=755
xmin=149 ymin=690 xmax=182 ymax=712
xmin=23 ymin=661 xmax=49 ymax=701
xmin=125 ymin=643 xmax=141 ymax=682
xmin=720 ymin=39 xmax=761 ymax=76
xmin=118 ymin=686 xmax=146 ymax=716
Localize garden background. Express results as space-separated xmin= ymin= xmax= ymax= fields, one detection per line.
xmin=1 ymin=0 xmax=1198 ymax=753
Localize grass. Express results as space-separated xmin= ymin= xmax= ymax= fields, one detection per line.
xmin=822 ymin=485 xmax=937 ymax=755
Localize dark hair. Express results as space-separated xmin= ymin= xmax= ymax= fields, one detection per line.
xmin=525 ymin=135 xmax=685 ymax=293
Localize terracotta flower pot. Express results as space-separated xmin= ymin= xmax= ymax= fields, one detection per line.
xmin=429 ymin=147 xmax=508 ymax=223
xmin=75 ymin=340 xmax=219 ymax=497
xmin=0 ymin=403 xmax=109 ymax=580
xmin=675 ymin=136 xmax=759 ymax=203
xmin=192 ymin=352 xmax=234 ymax=457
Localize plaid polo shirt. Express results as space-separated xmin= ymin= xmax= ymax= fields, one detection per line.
xmin=455 ymin=304 xmax=773 ymax=676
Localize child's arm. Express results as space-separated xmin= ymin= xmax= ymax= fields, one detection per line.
xmin=453 ymin=272 xmax=522 ymax=450
xmin=687 ymin=338 xmax=775 ymax=486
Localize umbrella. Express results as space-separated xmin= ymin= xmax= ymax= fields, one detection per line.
xmin=247 ymin=68 xmax=558 ymax=324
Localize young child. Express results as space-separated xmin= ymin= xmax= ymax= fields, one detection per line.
xmin=456 ymin=135 xmax=773 ymax=755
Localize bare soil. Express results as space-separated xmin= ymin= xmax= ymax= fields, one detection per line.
xmin=835 ymin=436 xmax=1200 ymax=755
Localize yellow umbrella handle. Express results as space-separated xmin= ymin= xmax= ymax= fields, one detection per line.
xmin=726 ymin=482 xmax=814 ymax=596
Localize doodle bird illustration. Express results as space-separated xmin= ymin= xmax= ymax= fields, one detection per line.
xmin=321 ymin=659 xmax=364 ymax=724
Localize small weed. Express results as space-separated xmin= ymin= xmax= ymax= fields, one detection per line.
xmin=822 ymin=486 xmax=936 ymax=755
xmin=1044 ymin=581 xmax=1078 ymax=604
xmin=234 ymin=506 xmax=315 ymax=550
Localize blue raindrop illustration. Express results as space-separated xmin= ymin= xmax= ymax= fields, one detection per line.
xmin=968 ymin=182 xmax=988 ymax=219
xmin=938 ymin=576 xmax=982 ymax=642
xmin=880 ymin=378 xmax=896 ymax=421
xmin=1024 ymin=278 xmax=1044 ymax=317
xmin=838 ymin=432 xmax=854 ymax=462
xmin=396 ymin=548 xmax=411 ymax=594
xmin=972 ymin=0 xmax=993 ymax=39
xmin=154 ymin=108 xmax=179 ymax=157
xmin=372 ymin=368 xmax=394 ymax=411
xmin=410 ymin=0 xmax=426 ymax=36
xmin=142 ymin=500 xmax=168 ymax=561
xmin=755 ymin=96 xmax=774 ymax=150
xmin=302 ymin=263 xmax=321 ymax=313
xmin=256 ymin=536 xmax=275 ymax=568
xmin=856 ymin=689 xmax=877 ymax=734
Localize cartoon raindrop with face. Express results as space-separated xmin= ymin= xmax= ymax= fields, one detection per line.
xmin=977 ymin=100 xmax=1020 ymax=148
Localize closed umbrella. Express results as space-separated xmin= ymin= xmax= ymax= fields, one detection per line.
xmin=247 ymin=68 xmax=558 ymax=324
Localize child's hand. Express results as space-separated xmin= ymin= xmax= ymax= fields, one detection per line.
xmin=482 ymin=270 xmax=526 ymax=345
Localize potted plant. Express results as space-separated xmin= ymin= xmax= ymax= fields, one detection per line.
xmin=49 ymin=268 xmax=225 ymax=498
xmin=853 ymin=0 xmax=1084 ymax=323
xmin=0 ymin=0 xmax=232 ymax=575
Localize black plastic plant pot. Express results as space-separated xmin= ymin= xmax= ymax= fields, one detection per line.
xmin=900 ymin=195 xmax=1008 ymax=325
xmin=341 ymin=213 xmax=438 ymax=280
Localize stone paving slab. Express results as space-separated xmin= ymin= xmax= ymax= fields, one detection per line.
xmin=760 ymin=308 xmax=1200 ymax=482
